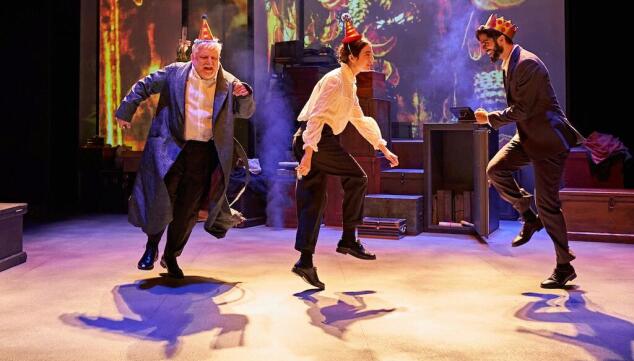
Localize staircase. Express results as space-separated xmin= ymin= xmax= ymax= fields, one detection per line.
xmin=363 ymin=139 xmax=425 ymax=235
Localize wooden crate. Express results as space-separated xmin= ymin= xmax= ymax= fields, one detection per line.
xmin=560 ymin=187 xmax=634 ymax=243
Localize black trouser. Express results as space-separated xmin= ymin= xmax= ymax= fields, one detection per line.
xmin=152 ymin=140 xmax=218 ymax=258
xmin=486 ymin=138 xmax=575 ymax=264
xmin=293 ymin=124 xmax=368 ymax=253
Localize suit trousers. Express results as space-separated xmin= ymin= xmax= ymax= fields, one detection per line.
xmin=293 ymin=124 xmax=368 ymax=253
xmin=487 ymin=138 xmax=575 ymax=264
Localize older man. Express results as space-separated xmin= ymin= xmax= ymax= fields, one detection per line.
xmin=115 ymin=16 xmax=255 ymax=278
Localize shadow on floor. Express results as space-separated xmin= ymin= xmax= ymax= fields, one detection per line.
xmin=515 ymin=289 xmax=634 ymax=360
xmin=294 ymin=289 xmax=396 ymax=339
xmin=60 ymin=276 xmax=248 ymax=358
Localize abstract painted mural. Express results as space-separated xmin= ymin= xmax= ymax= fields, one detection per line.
xmin=297 ymin=0 xmax=565 ymax=141
xmin=99 ymin=0 xmax=181 ymax=150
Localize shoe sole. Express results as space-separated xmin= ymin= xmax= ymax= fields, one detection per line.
xmin=540 ymin=272 xmax=577 ymax=289
xmin=137 ymin=264 xmax=154 ymax=270
xmin=512 ymin=225 xmax=544 ymax=248
xmin=336 ymin=247 xmax=376 ymax=260
xmin=292 ymin=267 xmax=325 ymax=290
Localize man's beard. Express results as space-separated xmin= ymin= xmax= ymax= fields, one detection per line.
xmin=489 ymin=43 xmax=504 ymax=63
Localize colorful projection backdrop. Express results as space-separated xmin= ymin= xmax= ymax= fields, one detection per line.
xmin=297 ymin=0 xmax=566 ymax=139
xmin=99 ymin=0 xmax=248 ymax=150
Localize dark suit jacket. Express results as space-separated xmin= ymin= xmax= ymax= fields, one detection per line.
xmin=488 ymin=46 xmax=583 ymax=160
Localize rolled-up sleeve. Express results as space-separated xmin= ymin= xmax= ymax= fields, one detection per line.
xmin=302 ymin=76 xmax=342 ymax=152
xmin=349 ymin=96 xmax=387 ymax=150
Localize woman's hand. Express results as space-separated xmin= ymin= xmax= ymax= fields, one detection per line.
xmin=296 ymin=148 xmax=314 ymax=179
xmin=379 ymin=145 xmax=399 ymax=168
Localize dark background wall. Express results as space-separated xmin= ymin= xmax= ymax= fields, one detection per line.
xmin=566 ymin=1 xmax=631 ymax=187
xmin=1 ymin=1 xmax=81 ymax=219
xmin=0 ymin=0 xmax=628 ymax=221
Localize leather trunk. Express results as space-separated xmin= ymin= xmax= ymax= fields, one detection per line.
xmin=560 ymin=187 xmax=634 ymax=243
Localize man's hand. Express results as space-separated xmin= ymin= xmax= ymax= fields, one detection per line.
xmin=116 ymin=117 xmax=131 ymax=129
xmin=379 ymin=145 xmax=399 ymax=168
xmin=474 ymin=108 xmax=489 ymax=125
xmin=232 ymin=81 xmax=250 ymax=97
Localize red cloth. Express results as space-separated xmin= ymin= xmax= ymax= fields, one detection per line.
xmin=583 ymin=131 xmax=629 ymax=164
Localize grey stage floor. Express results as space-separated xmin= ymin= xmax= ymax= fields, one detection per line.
xmin=1 ymin=215 xmax=633 ymax=361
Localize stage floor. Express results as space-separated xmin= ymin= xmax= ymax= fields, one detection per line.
xmin=1 ymin=215 xmax=633 ymax=361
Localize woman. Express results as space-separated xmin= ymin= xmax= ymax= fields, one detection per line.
xmin=292 ymin=14 xmax=399 ymax=290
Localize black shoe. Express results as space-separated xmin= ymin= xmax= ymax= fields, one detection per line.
xmin=137 ymin=245 xmax=159 ymax=270
xmin=160 ymin=256 xmax=184 ymax=279
xmin=336 ymin=239 xmax=376 ymax=260
xmin=541 ymin=265 xmax=577 ymax=289
xmin=292 ymin=263 xmax=325 ymax=290
xmin=512 ymin=217 xmax=543 ymax=247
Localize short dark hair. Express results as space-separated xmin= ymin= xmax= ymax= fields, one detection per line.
xmin=475 ymin=26 xmax=514 ymax=44
xmin=338 ymin=38 xmax=371 ymax=64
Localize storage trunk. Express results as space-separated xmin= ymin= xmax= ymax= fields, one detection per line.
xmin=380 ymin=169 xmax=425 ymax=195
xmin=358 ymin=217 xmax=406 ymax=240
xmin=0 ymin=203 xmax=28 ymax=272
xmin=560 ymin=188 xmax=634 ymax=243
xmin=364 ymin=194 xmax=424 ymax=235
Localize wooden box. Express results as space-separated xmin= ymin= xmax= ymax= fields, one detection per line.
xmin=391 ymin=140 xmax=424 ymax=169
xmin=560 ymin=187 xmax=634 ymax=243
xmin=364 ymin=194 xmax=424 ymax=235
xmin=380 ymin=169 xmax=425 ymax=195
xmin=358 ymin=217 xmax=406 ymax=240
xmin=0 ymin=203 xmax=28 ymax=272
xmin=356 ymin=71 xmax=387 ymax=99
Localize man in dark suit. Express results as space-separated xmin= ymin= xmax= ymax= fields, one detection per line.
xmin=115 ymin=16 xmax=255 ymax=278
xmin=474 ymin=14 xmax=584 ymax=288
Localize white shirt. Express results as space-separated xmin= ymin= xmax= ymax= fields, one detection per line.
xmin=501 ymin=44 xmax=519 ymax=75
xmin=297 ymin=62 xmax=387 ymax=152
xmin=185 ymin=67 xmax=217 ymax=141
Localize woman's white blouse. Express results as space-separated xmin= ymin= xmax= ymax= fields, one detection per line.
xmin=297 ymin=63 xmax=387 ymax=152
